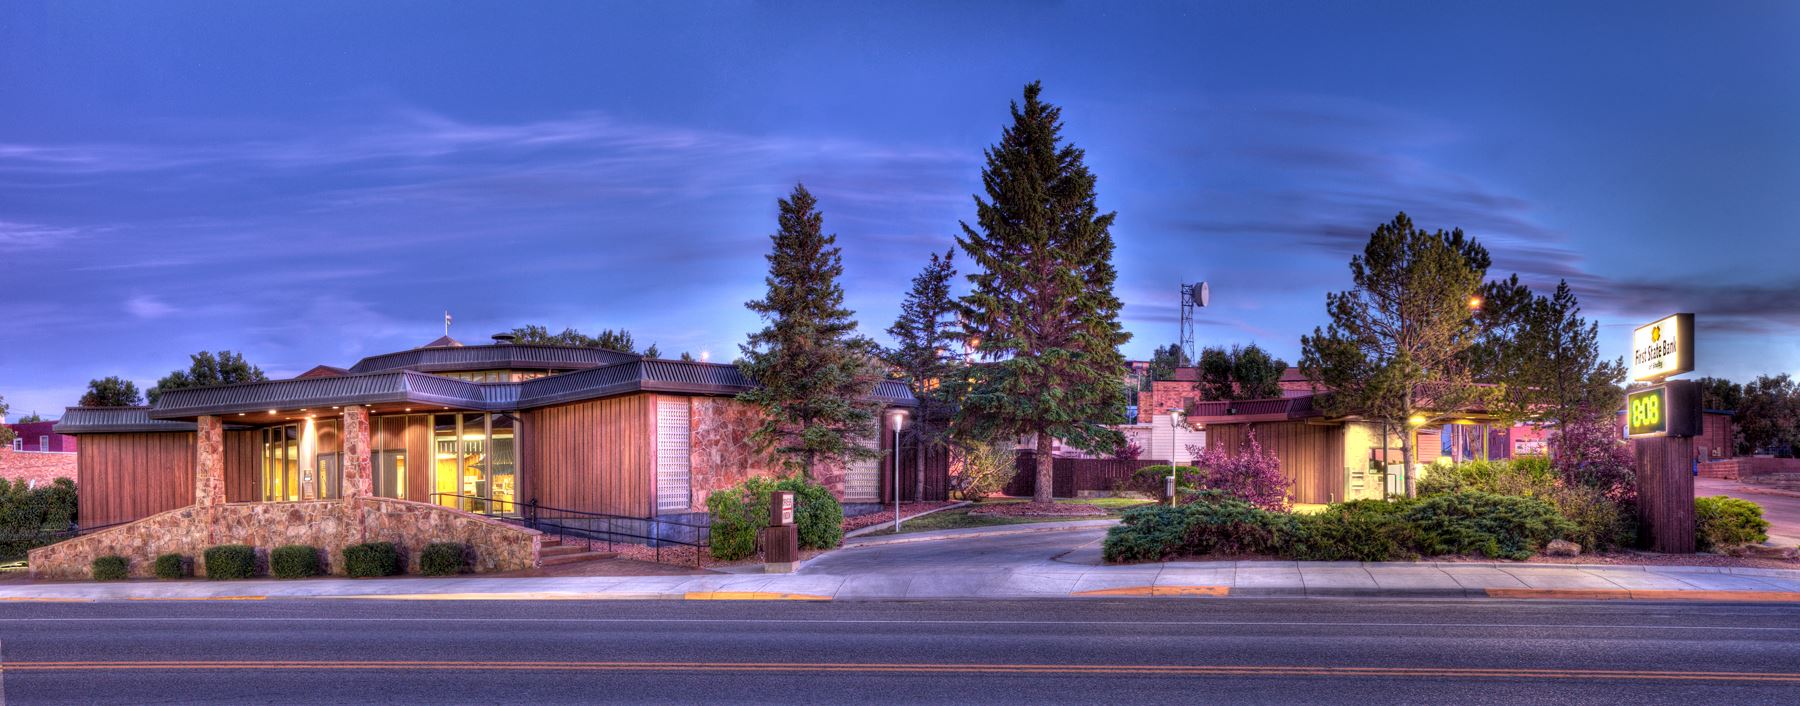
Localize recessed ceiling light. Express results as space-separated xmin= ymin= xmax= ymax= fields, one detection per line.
xmin=268 ymin=410 xmax=278 ymax=415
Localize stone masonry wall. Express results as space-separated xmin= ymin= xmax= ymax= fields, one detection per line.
xmin=685 ymin=397 xmax=860 ymax=508
xmin=28 ymin=496 xmax=541 ymax=580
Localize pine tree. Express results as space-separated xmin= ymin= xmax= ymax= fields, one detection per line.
xmin=1476 ymin=279 xmax=1624 ymax=424
xmin=1300 ymin=212 xmax=1489 ymax=497
xmin=885 ymin=249 xmax=963 ymax=465
xmin=956 ymin=82 xmax=1132 ymax=504
xmin=738 ymin=184 xmax=883 ymax=480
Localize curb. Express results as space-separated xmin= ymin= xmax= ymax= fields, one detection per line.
xmin=842 ymin=502 xmax=973 ymax=539
xmin=841 ymin=520 xmax=1118 ymax=549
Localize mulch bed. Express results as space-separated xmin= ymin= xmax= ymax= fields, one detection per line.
xmin=967 ymin=502 xmax=1109 ymax=518
xmin=841 ymin=502 xmax=957 ymax=532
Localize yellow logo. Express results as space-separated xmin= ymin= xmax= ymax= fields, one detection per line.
xmin=1651 ymin=325 xmax=1661 ymax=343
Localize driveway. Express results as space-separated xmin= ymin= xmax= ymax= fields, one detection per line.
xmin=1697 ymin=478 xmax=1800 ymax=547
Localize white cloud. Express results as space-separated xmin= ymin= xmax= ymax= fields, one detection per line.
xmin=125 ymin=294 xmax=177 ymax=319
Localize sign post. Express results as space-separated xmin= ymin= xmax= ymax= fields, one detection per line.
xmin=1626 ymin=313 xmax=1698 ymax=554
xmin=763 ymin=491 xmax=799 ymax=573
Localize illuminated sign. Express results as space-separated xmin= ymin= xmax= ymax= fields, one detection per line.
xmin=1626 ymin=380 xmax=1701 ymax=438
xmin=1630 ymin=313 xmax=1694 ymax=382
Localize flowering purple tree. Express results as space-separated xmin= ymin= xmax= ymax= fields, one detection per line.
xmin=1112 ymin=439 xmax=1144 ymax=462
xmin=1185 ymin=429 xmax=1293 ymax=511
xmin=1550 ymin=407 xmax=1637 ymax=502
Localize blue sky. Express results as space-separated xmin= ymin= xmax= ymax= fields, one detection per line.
xmin=3 ymin=1 xmax=1797 ymax=418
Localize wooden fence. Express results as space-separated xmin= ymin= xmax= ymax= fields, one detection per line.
xmin=1002 ymin=453 xmax=1169 ymax=498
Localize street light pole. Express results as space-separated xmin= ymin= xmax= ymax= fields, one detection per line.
xmin=892 ymin=410 xmax=905 ymax=533
xmin=1167 ymin=409 xmax=1187 ymax=506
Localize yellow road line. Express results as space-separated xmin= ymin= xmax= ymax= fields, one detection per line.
xmin=1072 ymin=585 xmax=1229 ymax=597
xmin=125 ymin=596 xmax=266 ymax=602
xmin=1486 ymin=588 xmax=1800 ymax=603
xmin=0 ymin=660 xmax=1796 ymax=683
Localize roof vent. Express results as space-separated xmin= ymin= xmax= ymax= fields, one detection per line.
xmin=491 ymin=333 xmax=517 ymax=345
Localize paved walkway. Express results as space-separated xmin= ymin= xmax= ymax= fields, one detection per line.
xmin=3 ymin=525 xmax=1798 ymax=603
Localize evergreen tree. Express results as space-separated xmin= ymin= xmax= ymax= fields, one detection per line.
xmin=148 ymin=350 xmax=268 ymax=404
xmin=80 ymin=376 xmax=143 ymax=407
xmin=1300 ymin=212 xmax=1489 ymax=497
xmin=956 ymin=82 xmax=1132 ymax=504
xmin=1475 ymin=278 xmax=1624 ymax=424
xmin=885 ymin=249 xmax=963 ymax=458
xmin=0 ymin=395 xmax=10 ymax=446
xmin=1196 ymin=343 xmax=1288 ymax=401
xmin=737 ymin=184 xmax=883 ymax=479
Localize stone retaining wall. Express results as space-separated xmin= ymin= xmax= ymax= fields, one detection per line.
xmin=28 ymin=497 xmax=541 ymax=580
xmin=1700 ymin=457 xmax=1800 ymax=481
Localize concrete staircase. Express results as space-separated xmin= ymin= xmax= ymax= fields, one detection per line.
xmin=538 ymin=536 xmax=617 ymax=567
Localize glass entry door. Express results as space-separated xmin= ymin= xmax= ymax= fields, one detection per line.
xmin=432 ymin=413 xmax=517 ymax=515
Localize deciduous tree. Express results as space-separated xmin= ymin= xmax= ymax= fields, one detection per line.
xmin=148 ymin=350 xmax=268 ymax=404
xmin=508 ymin=325 xmax=644 ymax=354
xmin=956 ymin=82 xmax=1132 ymax=504
xmin=1197 ymin=343 xmax=1288 ymax=401
xmin=737 ymin=184 xmax=883 ymax=480
xmin=80 ymin=376 xmax=143 ymax=407
xmin=1142 ymin=343 xmax=1187 ymax=391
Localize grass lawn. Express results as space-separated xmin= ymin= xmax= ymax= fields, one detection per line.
xmin=860 ymin=497 xmax=1154 ymax=536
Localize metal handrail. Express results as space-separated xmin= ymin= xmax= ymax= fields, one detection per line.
xmin=428 ymin=493 xmax=710 ymax=567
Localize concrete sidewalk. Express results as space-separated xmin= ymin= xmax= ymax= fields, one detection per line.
xmin=4 ymin=531 xmax=1798 ymax=603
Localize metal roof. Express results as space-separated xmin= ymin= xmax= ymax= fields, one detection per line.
xmin=54 ymin=407 xmax=252 ymax=434
xmin=347 ymin=344 xmax=638 ymax=375
xmin=137 ymin=359 xmax=916 ymax=419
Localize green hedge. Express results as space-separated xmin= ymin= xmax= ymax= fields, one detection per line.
xmin=1104 ymin=491 xmax=1577 ymax=563
xmin=271 ymin=545 xmax=322 ymax=579
xmin=1419 ymin=459 xmax=1635 ymax=551
xmin=419 ymin=542 xmax=467 ymax=576
xmin=343 ymin=542 xmax=403 ymax=577
xmin=705 ymin=475 xmax=844 ymax=560
xmin=1404 ymin=492 xmax=1573 ymax=560
xmin=91 ymin=555 xmax=129 ymax=581
xmin=153 ymin=553 xmax=189 ymax=579
xmin=204 ymin=544 xmax=258 ymax=580
xmin=1694 ymin=496 xmax=1769 ymax=552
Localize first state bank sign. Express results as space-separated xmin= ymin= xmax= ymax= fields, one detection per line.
xmin=1630 ymin=313 xmax=1695 ymax=382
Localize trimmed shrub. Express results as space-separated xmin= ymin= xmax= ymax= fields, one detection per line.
xmin=203 ymin=544 xmax=258 ymax=580
xmin=91 ymin=555 xmax=129 ymax=581
xmin=1102 ymin=505 xmax=1191 ymax=563
xmin=1122 ymin=465 xmax=1199 ymax=502
xmin=706 ymin=486 xmax=759 ymax=561
xmin=706 ymin=474 xmax=846 ymax=560
xmin=1285 ymin=500 xmax=1418 ymax=562
xmin=420 ymin=542 xmax=467 ymax=576
xmin=1694 ymin=496 xmax=1769 ymax=552
xmin=1546 ymin=484 xmax=1637 ymax=551
xmin=1418 ymin=459 xmax=1636 ymax=551
xmin=153 ymin=553 xmax=189 ymax=579
xmin=777 ymin=477 xmax=843 ymax=550
xmin=271 ymin=545 xmax=322 ymax=579
xmin=342 ymin=542 xmax=402 ymax=577
xmin=1405 ymin=492 xmax=1574 ymax=560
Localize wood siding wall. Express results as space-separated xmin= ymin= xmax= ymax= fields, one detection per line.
xmin=223 ymin=430 xmax=260 ymax=503
xmin=521 ymin=393 xmax=654 ymax=517
xmin=1204 ymin=421 xmax=1345 ymax=505
xmin=77 ymin=432 xmax=197 ymax=527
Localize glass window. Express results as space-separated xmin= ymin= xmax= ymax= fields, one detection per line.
xmin=373 ymin=416 xmax=409 ymax=500
xmin=434 ymin=414 xmax=460 ymax=508
xmin=460 ymin=413 xmax=489 ymax=513
xmin=490 ymin=414 xmax=516 ymax=514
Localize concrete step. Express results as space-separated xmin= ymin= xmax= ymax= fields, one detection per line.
xmin=540 ymin=550 xmax=617 ymax=566
xmin=540 ymin=537 xmax=563 ymax=548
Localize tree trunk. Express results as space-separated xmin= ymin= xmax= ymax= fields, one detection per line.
xmin=1033 ymin=432 xmax=1055 ymax=504
xmin=914 ymin=429 xmax=926 ymax=502
xmin=1400 ymin=429 xmax=1417 ymax=498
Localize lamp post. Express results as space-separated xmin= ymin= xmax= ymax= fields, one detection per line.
xmin=1167 ymin=409 xmax=1187 ymax=506
xmin=891 ymin=409 xmax=907 ymax=532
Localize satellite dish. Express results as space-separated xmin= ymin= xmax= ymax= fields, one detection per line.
xmin=1198 ymin=281 xmax=1210 ymax=307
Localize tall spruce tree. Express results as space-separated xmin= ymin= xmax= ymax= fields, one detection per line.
xmin=1475 ymin=278 xmax=1625 ymax=424
xmin=885 ymin=249 xmax=963 ymax=457
xmin=956 ymin=82 xmax=1132 ymax=504
xmin=1300 ymin=212 xmax=1489 ymax=497
xmin=737 ymin=184 xmax=882 ymax=480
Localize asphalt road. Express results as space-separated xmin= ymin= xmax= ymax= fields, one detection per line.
xmin=1 ymin=598 xmax=1798 ymax=704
